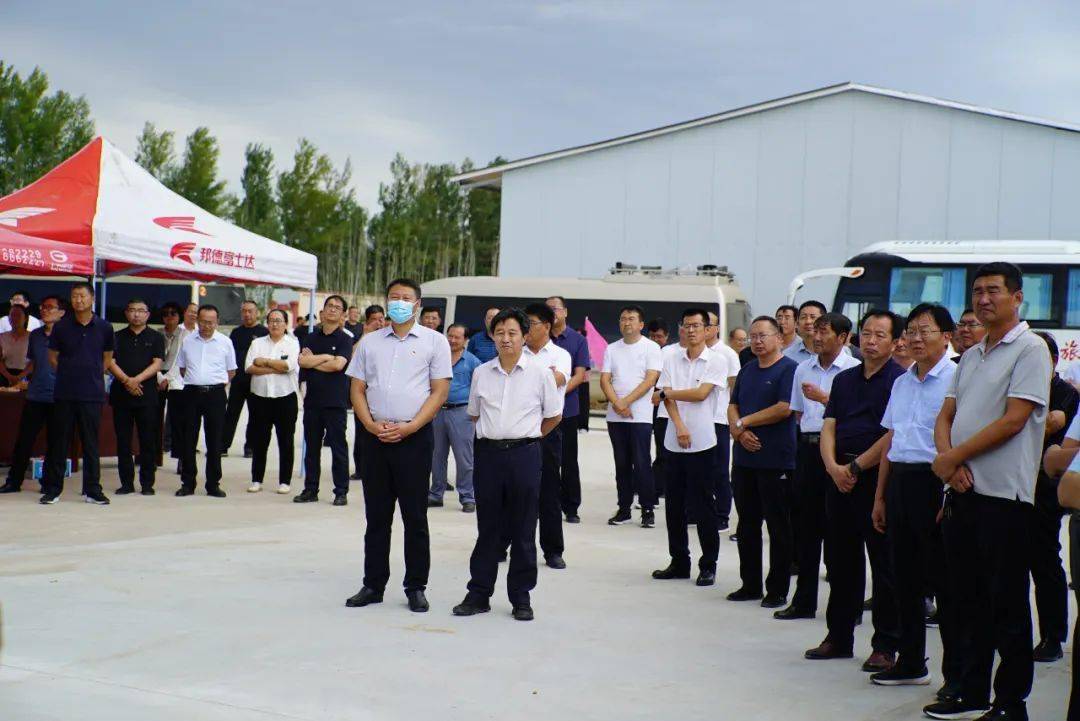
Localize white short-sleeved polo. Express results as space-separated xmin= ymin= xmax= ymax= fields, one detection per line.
xmin=656 ymin=343 xmax=685 ymax=420
xmin=707 ymin=340 xmax=741 ymax=424
xmin=346 ymin=323 xmax=452 ymax=423
xmin=603 ymin=336 xmax=663 ymax=424
xmin=659 ymin=346 xmax=727 ymax=453
xmin=467 ymin=355 xmax=563 ymax=439
xmin=522 ymin=339 xmax=572 ymax=388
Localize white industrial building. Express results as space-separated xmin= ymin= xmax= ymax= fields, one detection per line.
xmin=453 ymin=82 xmax=1080 ymax=314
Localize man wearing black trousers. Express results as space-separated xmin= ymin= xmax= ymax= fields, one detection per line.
xmin=651 ymin=308 xmax=726 ymax=588
xmin=706 ymin=311 xmax=741 ymax=530
xmin=107 ymin=298 xmax=165 ymax=495
xmin=454 ymin=308 xmax=563 ymax=622
xmin=547 ymin=296 xmax=590 ymax=523
xmin=925 ymin=262 xmax=1050 ymax=721
xmin=806 ymin=310 xmax=903 ymax=673
xmin=295 ymin=295 xmax=352 ymax=505
xmin=350 ymin=304 xmax=385 ymax=480
xmin=221 ymin=300 xmax=267 ymax=458
xmin=41 ymin=283 xmax=114 ymax=505
xmin=345 ymin=278 xmax=451 ymax=614
xmin=726 ymin=316 xmax=798 ymax=608
xmin=176 ymin=305 xmax=236 ymax=497
xmin=647 ymin=319 xmax=677 ymax=500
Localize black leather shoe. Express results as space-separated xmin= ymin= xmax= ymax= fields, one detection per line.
xmin=427 ymin=498 xmax=443 ymax=508
xmin=565 ymin=514 xmax=581 ymax=524
xmin=350 ymin=472 xmax=363 ymax=480
xmin=345 ymin=587 xmax=383 ymax=607
xmin=462 ymin=502 xmax=476 ymax=513
xmin=452 ymin=595 xmax=490 ymax=616
xmin=512 ymin=604 xmax=534 ymax=621
xmin=0 ymin=481 xmax=21 ymax=493
xmin=774 ymin=605 xmax=815 ymax=620
xmin=1033 ymin=638 xmax=1063 ymax=662
xmin=695 ymin=570 xmax=716 ymax=586
xmin=652 ymin=563 xmax=691 ymax=580
xmin=726 ymin=587 xmax=763 ymax=602
xmin=115 ymin=486 xmax=136 ymax=495
xmin=333 ymin=495 xmax=347 ymax=506
xmin=141 ymin=488 xmax=155 ymax=496
xmin=206 ymin=487 xmax=227 ymax=498
xmin=406 ymin=590 xmax=429 ymax=612
xmin=545 ymin=554 xmax=566 ymax=569
xmin=243 ymin=448 xmax=253 ymax=459
xmin=761 ymin=594 xmax=787 ymax=609
xmin=175 ymin=487 xmax=195 ymax=497
xmin=293 ymin=490 xmax=318 ymax=503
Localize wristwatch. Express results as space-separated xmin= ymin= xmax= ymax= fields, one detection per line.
xmin=658 ymin=389 xmax=667 ymax=401
xmin=735 ymin=418 xmax=744 ymax=431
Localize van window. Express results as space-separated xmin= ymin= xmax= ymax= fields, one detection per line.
xmin=725 ymin=301 xmax=751 ymax=336
xmin=888 ymin=267 xmax=966 ymax=320
xmin=1020 ymin=273 xmax=1053 ymax=321
xmin=1067 ymin=270 xmax=1080 ymax=327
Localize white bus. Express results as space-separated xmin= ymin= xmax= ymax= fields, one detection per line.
xmin=827 ymin=239 xmax=1080 ymax=369
xmin=420 ymin=264 xmax=752 ymax=344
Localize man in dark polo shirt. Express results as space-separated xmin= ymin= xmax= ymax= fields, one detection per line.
xmin=221 ymin=300 xmax=268 ymax=458
xmin=806 ymin=309 xmax=904 ymax=673
xmin=41 ymin=283 xmax=115 ymax=505
xmin=546 ymin=295 xmax=591 ymax=523
xmin=108 ymin=298 xmax=165 ymax=495
xmin=296 ymin=295 xmax=353 ymax=505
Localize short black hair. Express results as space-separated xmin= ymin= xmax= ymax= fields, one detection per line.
xmin=241 ymin=299 xmax=259 ymax=308
xmin=619 ymin=304 xmax=646 ymax=322
xmin=421 ymin=306 xmax=442 ymax=317
xmin=267 ymin=308 xmax=289 ymax=325
xmin=447 ymin=322 xmax=469 ymax=335
xmin=775 ymin=304 xmax=797 ymax=317
xmin=12 ymin=289 xmax=31 ymax=302
xmin=490 ymin=308 xmax=529 ymax=334
xmin=524 ymin=302 xmax=555 ymax=329
xmin=960 ymin=307 xmax=975 ymax=317
xmin=161 ymin=301 xmax=181 ymax=315
xmin=1035 ymin=331 xmax=1059 ymax=361
xmin=681 ymin=307 xmax=710 ymax=325
xmin=198 ymin=304 xmax=219 ymax=317
xmin=40 ymin=294 xmax=65 ymax=310
xmin=751 ymin=315 xmax=782 ymax=333
xmin=364 ymin=304 xmax=384 ymax=319
xmin=647 ymin=318 xmax=669 ymax=335
xmin=906 ymin=303 xmax=956 ymax=333
xmin=814 ymin=312 xmax=852 ymax=338
xmin=324 ymin=294 xmax=347 ymax=310
xmin=70 ymin=282 xmax=95 ymax=297
xmin=972 ymin=262 xmax=1023 ymax=293
xmin=125 ymin=297 xmax=149 ymax=309
xmin=385 ymin=277 xmax=422 ymax=299
xmin=798 ymin=300 xmax=827 ymax=316
xmin=859 ymin=309 xmax=902 ymax=340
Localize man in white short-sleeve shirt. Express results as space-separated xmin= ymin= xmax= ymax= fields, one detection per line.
xmin=602 ymin=305 xmax=663 ymax=528
xmin=345 ymin=279 xmax=452 ymax=615
xmin=651 ymin=309 xmax=727 ymax=588
xmin=926 ymin=264 xmax=1051 ymax=720
xmin=707 ymin=311 xmax=741 ymax=530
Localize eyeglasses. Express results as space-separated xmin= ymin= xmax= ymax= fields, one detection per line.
xmin=748 ymin=332 xmax=777 ymax=341
xmin=904 ymin=328 xmax=942 ymax=339
xmin=681 ymin=323 xmax=706 ymax=331
xmin=39 ymin=304 xmax=60 ymax=312
xmin=956 ymin=321 xmax=983 ymax=329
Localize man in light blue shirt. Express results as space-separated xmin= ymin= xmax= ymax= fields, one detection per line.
xmin=783 ymin=300 xmax=826 ymax=364
xmin=429 ymin=323 xmax=481 ymax=510
xmin=869 ymin=303 xmax=958 ymax=694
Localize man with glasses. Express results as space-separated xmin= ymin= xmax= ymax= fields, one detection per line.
xmin=107 ymin=299 xmax=165 ymax=495
xmin=866 ymin=304 xmax=959 ymax=695
xmin=727 ymin=316 xmax=798 ymax=608
xmin=296 ymin=295 xmax=353 ymax=505
xmin=546 ymin=296 xmax=591 ymax=524
xmin=952 ymin=309 xmax=985 ymax=362
xmin=806 ymin=310 xmax=904 ymax=674
xmin=221 ymin=300 xmax=268 ymax=458
xmin=0 ymin=296 xmax=64 ymax=494
xmin=0 ymin=290 xmax=42 ymax=333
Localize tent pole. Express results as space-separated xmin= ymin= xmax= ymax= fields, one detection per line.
xmin=299 ymin=286 xmax=317 ymax=479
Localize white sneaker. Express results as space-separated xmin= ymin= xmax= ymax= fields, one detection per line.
xmin=277 ymin=484 xmax=291 ymax=494
xmin=248 ymin=483 xmax=262 ymax=493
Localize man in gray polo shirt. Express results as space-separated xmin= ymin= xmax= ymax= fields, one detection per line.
xmin=925 ymin=262 xmax=1050 ymax=721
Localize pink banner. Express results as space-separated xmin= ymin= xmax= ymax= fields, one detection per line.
xmin=583 ymin=316 xmax=608 ymax=376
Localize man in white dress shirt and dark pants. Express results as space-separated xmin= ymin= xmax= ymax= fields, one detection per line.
xmin=454 ymin=308 xmax=563 ymax=622
xmin=345 ymin=279 xmax=452 ymax=614
xmin=176 ymin=304 xmax=237 ymax=497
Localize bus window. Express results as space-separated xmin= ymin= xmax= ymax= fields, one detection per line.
xmin=1067 ymin=270 xmax=1080 ymax=327
xmin=1020 ymin=273 xmax=1054 ymax=322
xmin=888 ymin=267 xmax=966 ymax=320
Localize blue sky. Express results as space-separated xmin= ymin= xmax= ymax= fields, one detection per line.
xmin=4 ymin=1 xmax=1079 ymax=209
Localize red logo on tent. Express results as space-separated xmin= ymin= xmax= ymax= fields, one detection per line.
xmin=154 ymin=216 xmax=212 ymax=236
xmin=170 ymin=242 xmax=196 ymax=265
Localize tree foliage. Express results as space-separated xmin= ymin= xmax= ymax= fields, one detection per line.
xmin=134 ymin=121 xmax=175 ymax=181
xmin=168 ymin=127 xmax=228 ymax=216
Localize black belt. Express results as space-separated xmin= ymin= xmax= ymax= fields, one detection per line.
xmin=185 ymin=383 xmax=225 ymax=392
xmin=442 ymin=402 xmax=468 ymax=409
xmin=476 ymin=437 xmax=539 ymax=451
xmin=800 ymin=432 xmax=821 ymax=445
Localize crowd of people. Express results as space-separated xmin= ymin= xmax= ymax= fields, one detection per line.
xmin=1 ymin=261 xmax=1078 ymax=719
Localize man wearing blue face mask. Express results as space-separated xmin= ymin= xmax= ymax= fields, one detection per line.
xmin=344 ymin=278 xmax=453 ymax=614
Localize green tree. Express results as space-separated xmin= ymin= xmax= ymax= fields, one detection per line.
xmin=168 ymin=127 xmax=227 ymax=215
xmin=234 ymin=143 xmax=281 ymax=240
xmin=463 ymin=156 xmax=504 ymax=275
xmin=0 ymin=62 xmax=94 ymax=195
xmin=134 ymin=121 xmax=175 ymax=181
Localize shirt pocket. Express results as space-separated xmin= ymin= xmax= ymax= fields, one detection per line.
xmin=915 ymin=392 xmax=943 ymax=429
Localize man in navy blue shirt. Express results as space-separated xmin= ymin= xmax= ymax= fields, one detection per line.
xmin=41 ymin=284 xmax=115 ymax=505
xmin=0 ymin=295 xmax=65 ymax=493
xmin=547 ymin=296 xmax=591 ymax=523
xmin=465 ymin=306 xmax=500 ymax=364
xmin=727 ymin=315 xmax=798 ymax=608
xmin=806 ymin=310 xmax=905 ymax=673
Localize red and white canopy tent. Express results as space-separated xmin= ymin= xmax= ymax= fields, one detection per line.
xmin=0 ymin=136 xmax=318 ymax=312
xmin=0 ymin=225 xmax=94 ymax=276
